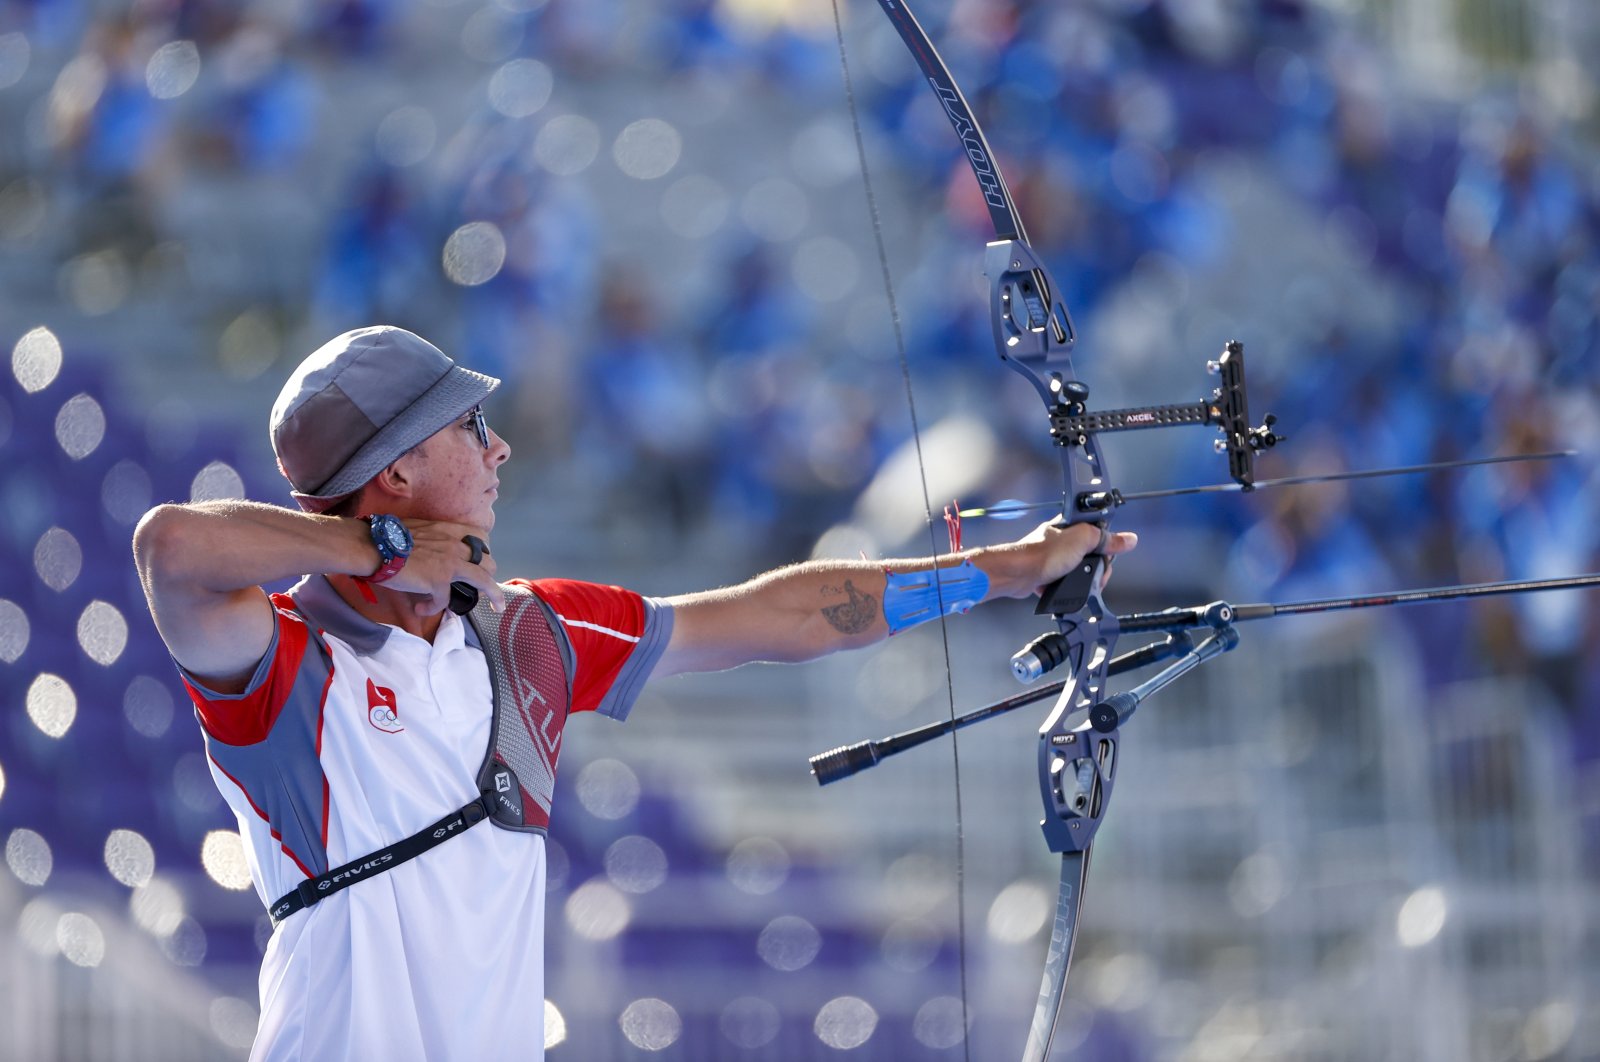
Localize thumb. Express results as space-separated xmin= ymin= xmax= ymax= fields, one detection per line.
xmin=1102 ymin=530 xmax=1138 ymax=555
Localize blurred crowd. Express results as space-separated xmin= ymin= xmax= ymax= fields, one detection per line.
xmin=1 ymin=1 xmax=1598 ymax=1056
xmin=6 ymin=0 xmax=1600 ymax=815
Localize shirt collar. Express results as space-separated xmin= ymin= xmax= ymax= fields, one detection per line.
xmin=285 ymin=575 xmax=483 ymax=656
xmin=287 ymin=575 xmax=390 ymax=655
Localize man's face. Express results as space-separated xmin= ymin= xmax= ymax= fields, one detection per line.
xmin=395 ymin=405 xmax=510 ymax=530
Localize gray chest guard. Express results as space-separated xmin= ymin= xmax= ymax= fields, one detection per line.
xmin=467 ymin=584 xmax=575 ymax=833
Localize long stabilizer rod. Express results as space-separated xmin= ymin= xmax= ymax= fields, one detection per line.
xmin=1118 ymin=572 xmax=1600 ymax=635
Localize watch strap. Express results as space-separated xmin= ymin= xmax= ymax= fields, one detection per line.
xmin=361 ymin=515 xmax=411 ymax=586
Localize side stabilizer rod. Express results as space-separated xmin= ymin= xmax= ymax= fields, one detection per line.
xmin=809 ymin=633 xmax=1192 ymax=785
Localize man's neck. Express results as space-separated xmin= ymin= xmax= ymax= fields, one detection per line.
xmin=327 ymin=574 xmax=446 ymax=642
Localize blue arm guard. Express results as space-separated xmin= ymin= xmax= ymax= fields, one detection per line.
xmin=882 ymin=559 xmax=991 ymax=635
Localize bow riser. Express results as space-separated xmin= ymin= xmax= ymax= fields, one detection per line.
xmin=1036 ymin=573 xmax=1120 ymax=854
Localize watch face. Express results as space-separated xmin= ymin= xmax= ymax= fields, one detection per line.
xmin=374 ymin=516 xmax=411 ymax=555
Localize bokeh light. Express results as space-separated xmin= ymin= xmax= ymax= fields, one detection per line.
xmin=564 ymin=879 xmax=630 ymax=941
xmin=6 ymin=828 xmax=53 ymax=886
xmin=32 ymin=526 xmax=81 ymax=591
xmin=105 ymin=829 xmax=156 ymax=888
xmin=986 ymin=879 xmax=1051 ymax=944
xmin=124 ymin=675 xmax=176 ymax=738
xmin=912 ymin=996 xmax=967 ymax=1049
xmin=200 ymin=830 xmax=253 ymax=891
xmin=442 ymin=222 xmax=507 ymax=287
xmin=130 ymin=877 xmax=186 ymax=937
xmin=190 ymin=460 xmax=245 ymax=502
xmin=1397 ymin=885 xmax=1448 ymax=947
xmin=77 ymin=600 xmax=128 ymax=666
xmin=603 ymin=835 xmax=667 ymax=894
xmin=1087 ymin=951 xmax=1159 ymax=1013
xmin=26 ymin=673 xmax=76 ymax=738
xmin=18 ymin=898 xmax=62 ymax=956
xmin=217 ymin=309 xmax=281 ymax=381
xmin=1228 ymin=850 xmax=1287 ymax=918
xmin=12 ymin=326 xmax=61 ymax=393
xmin=756 ymin=914 xmax=820 ymax=972
xmin=726 ymin=836 xmax=789 ymax=895
xmin=618 ymin=998 xmax=681 ymax=1051
xmin=161 ymin=917 xmax=208 ymax=965
xmin=1521 ymin=1000 xmax=1576 ymax=1059
xmin=814 ymin=996 xmax=877 ymax=1050
xmin=56 ymin=912 xmax=106 ymax=967
xmin=102 ymin=460 xmax=153 ymax=524
xmin=575 ymin=758 xmax=639 ymax=820
xmin=533 ymin=114 xmax=600 ymax=176
xmin=488 ymin=59 xmax=552 ymax=118
xmin=146 ymin=41 xmax=201 ymax=99
xmin=55 ymin=392 xmax=106 ymax=457
xmin=612 ymin=119 xmax=681 ymax=180
xmin=0 ymin=599 xmax=30 ymax=662
xmin=48 ymin=56 xmax=105 ymax=149
xmin=543 ymin=1000 xmax=567 ymax=1049
xmin=61 ymin=250 xmax=130 ymax=315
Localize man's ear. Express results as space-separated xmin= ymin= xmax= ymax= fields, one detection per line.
xmin=370 ymin=451 xmax=419 ymax=501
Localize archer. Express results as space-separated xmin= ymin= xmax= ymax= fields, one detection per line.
xmin=131 ymin=323 xmax=1135 ymax=1060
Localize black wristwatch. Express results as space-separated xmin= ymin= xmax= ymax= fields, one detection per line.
xmin=364 ymin=514 xmax=413 ymax=584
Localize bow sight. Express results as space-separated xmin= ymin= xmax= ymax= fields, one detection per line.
xmin=1043 ymin=340 xmax=1283 ymax=511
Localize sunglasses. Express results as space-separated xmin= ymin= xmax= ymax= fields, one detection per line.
xmin=463 ymin=405 xmax=490 ymax=449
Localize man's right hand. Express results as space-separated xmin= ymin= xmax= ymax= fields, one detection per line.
xmin=385 ymin=520 xmax=506 ymax=615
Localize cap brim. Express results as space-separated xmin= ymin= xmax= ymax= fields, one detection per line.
xmin=296 ymin=364 xmax=500 ymax=504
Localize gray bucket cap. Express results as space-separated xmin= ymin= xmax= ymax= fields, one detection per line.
xmin=271 ymin=326 xmax=500 ymax=512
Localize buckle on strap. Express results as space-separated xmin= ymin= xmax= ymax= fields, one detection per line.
xmin=296 ymin=875 xmax=324 ymax=907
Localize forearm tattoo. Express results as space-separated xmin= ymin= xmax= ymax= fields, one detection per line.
xmin=820 ymin=580 xmax=879 ymax=634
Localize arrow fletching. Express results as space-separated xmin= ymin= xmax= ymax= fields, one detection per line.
xmin=955 ymin=498 xmax=1056 ymax=520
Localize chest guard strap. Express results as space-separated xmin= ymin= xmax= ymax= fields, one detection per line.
xmin=269 ymin=584 xmax=572 ymax=923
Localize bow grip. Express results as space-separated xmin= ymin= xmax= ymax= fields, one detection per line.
xmin=1036 ymin=536 xmax=1107 ymax=617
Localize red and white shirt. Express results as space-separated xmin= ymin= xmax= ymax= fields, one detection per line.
xmin=179 ymin=575 xmax=671 ymax=1061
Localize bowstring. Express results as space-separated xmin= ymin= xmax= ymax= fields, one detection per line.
xmin=828 ymin=2 xmax=972 ymax=1055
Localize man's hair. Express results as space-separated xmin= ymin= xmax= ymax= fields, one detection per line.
xmin=322 ymin=493 xmax=363 ymax=519
xmin=316 ymin=439 xmax=424 ymax=519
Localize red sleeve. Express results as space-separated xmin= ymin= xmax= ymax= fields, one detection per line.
xmin=511 ymin=578 xmax=649 ymax=714
xmin=178 ymin=595 xmax=313 ymax=746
